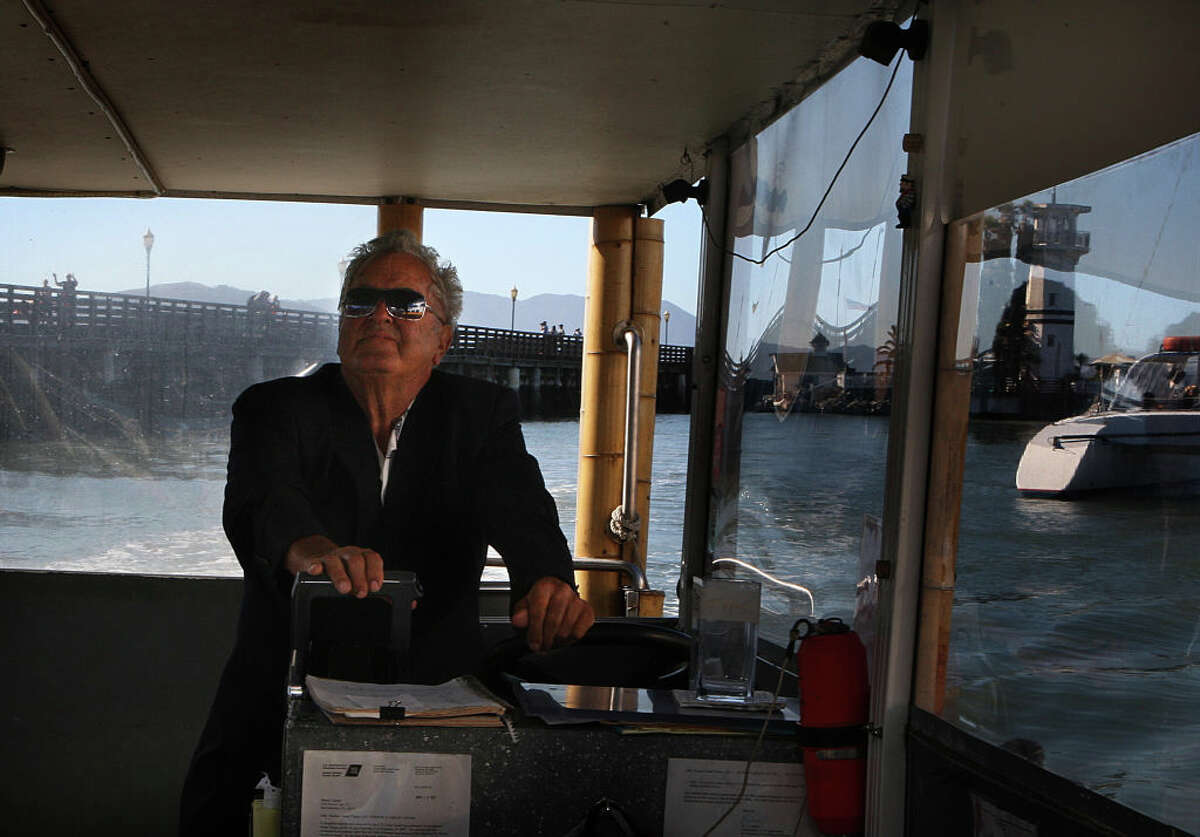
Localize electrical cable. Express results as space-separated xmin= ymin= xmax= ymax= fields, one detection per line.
xmin=701 ymin=619 xmax=808 ymax=836
xmin=700 ymin=52 xmax=905 ymax=268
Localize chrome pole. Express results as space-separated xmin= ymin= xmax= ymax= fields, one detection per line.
xmin=485 ymin=554 xmax=649 ymax=591
xmin=609 ymin=322 xmax=642 ymax=542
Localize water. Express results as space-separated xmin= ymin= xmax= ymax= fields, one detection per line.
xmin=948 ymin=420 xmax=1200 ymax=830
xmin=715 ymin=413 xmax=890 ymax=640
xmin=1 ymin=412 xmax=1197 ymax=831
xmin=0 ymin=423 xmax=239 ymax=576
xmin=0 ymin=416 xmax=692 ymax=589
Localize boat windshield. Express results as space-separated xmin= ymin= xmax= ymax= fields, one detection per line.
xmin=1109 ymin=352 xmax=1200 ymax=411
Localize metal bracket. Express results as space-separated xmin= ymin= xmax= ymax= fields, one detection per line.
xmin=621 ymin=587 xmax=640 ymax=617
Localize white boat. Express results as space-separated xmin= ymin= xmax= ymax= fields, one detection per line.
xmin=1016 ymin=337 xmax=1200 ymax=496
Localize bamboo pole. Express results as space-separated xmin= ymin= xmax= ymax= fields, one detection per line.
xmin=913 ymin=218 xmax=981 ymax=713
xmin=630 ymin=217 xmax=665 ymax=617
xmin=378 ymin=199 xmax=423 ymax=240
xmin=576 ymin=207 xmax=637 ymax=614
xmin=575 ymin=208 xmax=666 ymax=616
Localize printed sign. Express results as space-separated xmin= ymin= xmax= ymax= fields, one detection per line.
xmin=300 ymin=750 xmax=470 ymax=836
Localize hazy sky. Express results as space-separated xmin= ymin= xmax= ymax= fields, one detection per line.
xmin=3 ymin=184 xmax=1195 ymax=356
xmin=0 ymin=197 xmax=704 ymax=312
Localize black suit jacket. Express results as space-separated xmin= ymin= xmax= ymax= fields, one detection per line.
xmin=223 ymin=363 xmax=574 ymax=687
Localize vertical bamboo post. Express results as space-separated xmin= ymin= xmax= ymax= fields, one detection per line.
xmin=575 ymin=208 xmax=666 ymax=616
xmin=576 ymin=207 xmax=636 ymax=615
xmin=913 ymin=218 xmax=981 ymax=713
xmin=378 ymin=199 xmax=424 ymax=240
xmin=630 ymin=217 xmax=666 ymax=617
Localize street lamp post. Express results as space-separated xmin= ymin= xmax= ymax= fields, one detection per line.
xmin=508 ymin=286 xmax=520 ymax=389
xmin=663 ymin=309 xmax=670 ymax=346
xmin=143 ymin=228 xmax=155 ymax=299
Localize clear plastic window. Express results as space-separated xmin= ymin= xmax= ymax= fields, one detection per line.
xmin=943 ymin=132 xmax=1200 ymax=832
xmin=0 ymin=199 xmax=699 ymax=586
xmin=708 ymin=55 xmax=913 ymax=645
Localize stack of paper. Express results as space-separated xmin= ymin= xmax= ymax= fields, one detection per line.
xmin=304 ymin=674 xmax=509 ymax=727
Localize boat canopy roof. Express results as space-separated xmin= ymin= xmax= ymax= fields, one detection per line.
xmin=5 ymin=1 xmax=1200 ymax=299
xmin=0 ymin=0 xmax=900 ymax=211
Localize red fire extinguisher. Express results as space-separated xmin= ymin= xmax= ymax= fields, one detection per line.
xmin=795 ymin=616 xmax=869 ymax=836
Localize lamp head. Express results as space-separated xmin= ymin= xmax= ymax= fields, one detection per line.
xmin=661 ymin=178 xmax=710 ymax=207
xmin=859 ymin=19 xmax=929 ymax=66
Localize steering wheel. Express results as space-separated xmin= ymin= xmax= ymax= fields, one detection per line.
xmin=481 ymin=621 xmax=694 ymax=690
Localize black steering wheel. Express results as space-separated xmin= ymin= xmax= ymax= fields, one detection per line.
xmin=482 ymin=621 xmax=695 ymax=690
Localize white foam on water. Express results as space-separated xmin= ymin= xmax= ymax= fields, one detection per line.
xmin=41 ymin=527 xmax=241 ymax=577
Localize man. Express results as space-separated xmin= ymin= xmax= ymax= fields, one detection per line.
xmin=53 ymin=272 xmax=78 ymax=329
xmin=181 ymin=230 xmax=594 ymax=833
xmin=31 ymin=278 xmax=51 ymax=331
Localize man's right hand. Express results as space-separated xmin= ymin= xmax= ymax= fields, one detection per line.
xmin=285 ymin=534 xmax=384 ymax=598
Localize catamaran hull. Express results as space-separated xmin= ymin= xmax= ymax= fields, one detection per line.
xmin=1015 ymin=412 xmax=1200 ymax=497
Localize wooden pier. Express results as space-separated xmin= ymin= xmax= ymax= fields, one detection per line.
xmin=0 ymin=284 xmax=691 ymax=439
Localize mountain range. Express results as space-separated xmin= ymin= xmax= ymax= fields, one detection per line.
xmin=118 ymin=281 xmax=697 ymax=345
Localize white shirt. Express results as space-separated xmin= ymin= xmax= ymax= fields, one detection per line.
xmin=375 ymin=412 xmax=409 ymax=503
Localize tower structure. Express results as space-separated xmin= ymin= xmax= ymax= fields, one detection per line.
xmin=1019 ymin=198 xmax=1091 ymax=381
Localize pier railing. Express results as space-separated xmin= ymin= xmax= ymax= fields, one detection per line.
xmin=450 ymin=327 xmax=583 ymax=364
xmin=1 ymin=284 xmax=693 ymax=367
xmin=1 ymin=284 xmax=337 ymax=347
xmin=449 ymin=328 xmax=692 ymax=367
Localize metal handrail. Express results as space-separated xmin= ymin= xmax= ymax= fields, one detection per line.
xmin=484 ymin=554 xmax=648 ymax=591
xmin=609 ymin=322 xmax=642 ymax=543
xmin=1052 ymin=430 xmax=1200 ymax=449
xmin=572 ymin=556 xmax=649 ymax=591
xmin=712 ymin=556 xmax=815 ymax=615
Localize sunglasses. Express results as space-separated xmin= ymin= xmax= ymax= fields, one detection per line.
xmin=340 ymin=287 xmax=446 ymax=323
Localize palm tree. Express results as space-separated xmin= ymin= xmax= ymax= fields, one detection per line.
xmin=991 ymin=284 xmax=1040 ymax=392
xmin=874 ymin=324 xmax=899 ymax=400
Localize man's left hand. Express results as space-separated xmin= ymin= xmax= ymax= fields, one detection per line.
xmin=511 ymin=577 xmax=595 ymax=652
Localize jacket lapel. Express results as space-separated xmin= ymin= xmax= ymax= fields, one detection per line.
xmin=383 ymin=376 xmax=442 ymax=533
xmin=325 ymin=370 xmax=385 ymax=543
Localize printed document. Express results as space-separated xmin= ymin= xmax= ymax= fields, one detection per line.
xmin=301 ymin=750 xmax=470 ymax=836
xmin=663 ymin=758 xmax=818 ymax=836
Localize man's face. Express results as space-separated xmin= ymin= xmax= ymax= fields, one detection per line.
xmin=337 ymin=252 xmax=453 ymax=380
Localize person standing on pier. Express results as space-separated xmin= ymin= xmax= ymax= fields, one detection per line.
xmin=53 ymin=272 xmax=78 ymax=294
xmin=53 ymin=272 xmax=78 ymax=330
xmin=31 ymin=279 xmax=52 ymax=333
xmin=181 ymin=229 xmax=594 ymax=834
